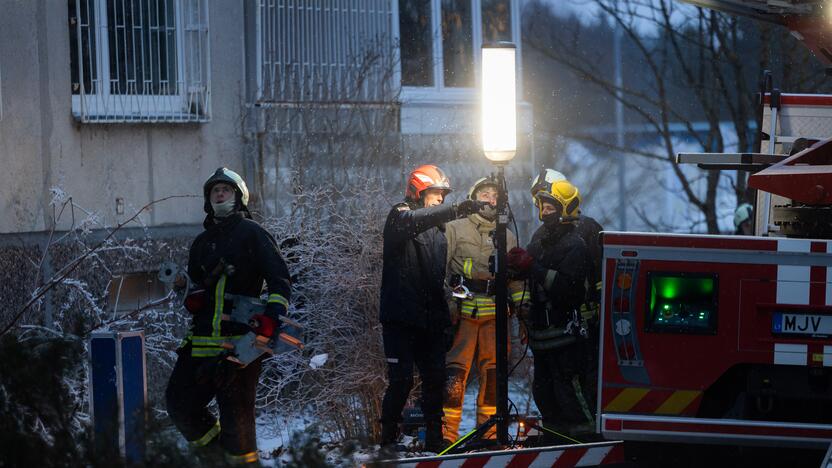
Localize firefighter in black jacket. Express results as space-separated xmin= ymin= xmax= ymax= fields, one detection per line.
xmin=529 ymin=170 xmax=605 ymax=418
xmin=523 ymin=179 xmax=592 ymax=439
xmin=166 ymin=168 xmax=291 ymax=465
xmin=379 ymin=164 xmax=485 ymax=452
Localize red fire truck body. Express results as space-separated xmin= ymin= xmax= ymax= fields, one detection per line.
xmin=599 ymin=232 xmax=832 ymax=448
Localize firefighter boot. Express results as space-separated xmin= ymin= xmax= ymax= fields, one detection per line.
xmin=424 ymin=422 xmax=449 ymax=453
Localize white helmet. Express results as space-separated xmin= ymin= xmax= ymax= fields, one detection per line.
xmin=530 ymin=168 xmax=567 ymax=199
xmin=734 ymin=203 xmax=753 ymax=229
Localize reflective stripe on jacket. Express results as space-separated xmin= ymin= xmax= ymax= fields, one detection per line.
xmin=446 ymin=214 xmax=527 ymax=318
xmin=185 ymin=212 xmax=292 ymax=357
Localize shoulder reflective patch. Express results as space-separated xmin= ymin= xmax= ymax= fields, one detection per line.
xmin=386 ymin=357 xmax=400 ymax=363
xmin=396 ymin=205 xmax=410 ymax=212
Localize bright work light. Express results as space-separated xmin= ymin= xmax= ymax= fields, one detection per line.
xmin=481 ymin=43 xmax=517 ymax=162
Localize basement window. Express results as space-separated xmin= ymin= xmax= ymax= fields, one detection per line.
xmin=108 ymin=271 xmax=168 ymax=313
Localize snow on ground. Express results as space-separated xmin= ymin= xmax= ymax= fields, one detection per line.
xmin=253 ymin=372 xmax=540 ymax=465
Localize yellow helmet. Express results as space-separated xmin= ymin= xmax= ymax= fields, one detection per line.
xmin=535 ymin=179 xmax=581 ymax=221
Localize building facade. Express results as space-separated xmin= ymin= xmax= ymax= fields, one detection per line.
xmin=0 ymin=0 xmax=534 ymax=318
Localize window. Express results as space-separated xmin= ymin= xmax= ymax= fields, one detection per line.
xmin=254 ymin=0 xmax=395 ymax=103
xmin=397 ymin=0 xmax=517 ymax=99
xmin=399 ymin=0 xmax=434 ymax=86
xmin=107 ymin=271 xmax=169 ymax=313
xmin=68 ymin=0 xmax=210 ymax=122
xmin=645 ymin=272 xmax=718 ymax=334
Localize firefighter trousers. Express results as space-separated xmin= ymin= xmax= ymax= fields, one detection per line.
xmin=165 ymin=346 xmax=262 ymax=464
xmin=443 ymin=316 xmax=510 ymax=441
xmin=532 ymin=340 xmax=595 ymax=435
xmin=380 ymin=324 xmax=447 ymax=440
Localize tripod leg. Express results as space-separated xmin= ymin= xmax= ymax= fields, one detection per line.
xmin=440 ymin=416 xmax=500 ymax=455
xmin=528 ymin=422 xmax=583 ymax=446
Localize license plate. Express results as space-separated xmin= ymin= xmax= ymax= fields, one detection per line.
xmin=772 ymin=312 xmax=832 ymax=337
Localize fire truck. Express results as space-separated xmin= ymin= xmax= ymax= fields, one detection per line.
xmin=600 ymin=108 xmax=832 ymax=451
xmin=600 ymin=1 xmax=832 ymax=451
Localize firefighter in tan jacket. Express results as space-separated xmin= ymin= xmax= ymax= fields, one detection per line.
xmin=442 ymin=177 xmax=527 ymax=443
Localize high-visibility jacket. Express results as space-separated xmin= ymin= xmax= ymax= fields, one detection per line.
xmin=445 ymin=214 xmax=527 ymax=317
xmin=184 ymin=213 xmax=291 ymax=358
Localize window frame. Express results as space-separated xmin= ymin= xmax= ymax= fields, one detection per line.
xmin=395 ymin=0 xmax=521 ymax=103
xmin=70 ymin=0 xmax=208 ymax=122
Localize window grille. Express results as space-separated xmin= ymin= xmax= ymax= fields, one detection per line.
xmin=69 ymin=0 xmax=210 ymax=123
xmin=256 ymin=0 xmax=396 ymax=103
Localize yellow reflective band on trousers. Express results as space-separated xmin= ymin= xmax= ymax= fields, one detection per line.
xmin=511 ymin=291 xmax=527 ymax=305
xmin=460 ymin=296 xmax=496 ymax=317
xmin=189 ymin=421 xmax=220 ymax=447
xmin=463 ymin=258 xmax=473 ymax=279
xmin=267 ymin=293 xmax=288 ymax=308
xmin=478 ymin=404 xmax=497 ymax=421
xmin=225 ymin=451 xmax=259 ymax=465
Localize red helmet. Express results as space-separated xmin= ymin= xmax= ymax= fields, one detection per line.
xmin=405 ymin=165 xmax=452 ymax=202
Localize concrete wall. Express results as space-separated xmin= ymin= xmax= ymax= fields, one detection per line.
xmin=0 ymin=1 xmax=248 ymax=235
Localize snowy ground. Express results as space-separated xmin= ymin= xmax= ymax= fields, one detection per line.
xmin=253 ymin=374 xmax=540 ymax=466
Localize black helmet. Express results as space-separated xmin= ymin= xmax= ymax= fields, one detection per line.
xmin=203 ymin=167 xmax=250 ymax=215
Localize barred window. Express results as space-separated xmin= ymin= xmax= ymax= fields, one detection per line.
xmin=69 ymin=0 xmax=210 ymax=122
xmin=255 ymin=0 xmax=395 ymax=104
xmin=399 ymin=0 xmax=518 ymax=99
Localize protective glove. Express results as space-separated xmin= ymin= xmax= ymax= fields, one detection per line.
xmin=249 ymin=314 xmax=279 ymax=338
xmin=507 ymin=247 xmax=534 ymax=278
xmin=183 ymin=289 xmax=208 ymax=314
xmin=454 ymin=200 xmax=489 ymax=218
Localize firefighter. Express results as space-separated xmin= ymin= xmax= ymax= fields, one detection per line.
xmin=516 ymin=179 xmax=592 ymax=439
xmin=530 ymin=169 xmax=605 ymax=419
xmin=166 ymin=167 xmax=292 ymax=465
xmin=734 ymin=203 xmax=754 ymax=235
xmin=379 ymin=165 xmax=486 ymax=452
xmin=441 ymin=177 xmax=527 ymax=444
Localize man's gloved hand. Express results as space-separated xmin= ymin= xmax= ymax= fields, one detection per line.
xmin=507 ymin=247 xmax=534 ymax=278
xmin=183 ymin=289 xmax=208 ymax=314
xmin=454 ymin=200 xmax=489 ymax=218
xmin=249 ymin=314 xmax=279 ymax=338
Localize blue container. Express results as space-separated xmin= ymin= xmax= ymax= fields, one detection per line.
xmin=89 ymin=331 xmax=147 ymax=463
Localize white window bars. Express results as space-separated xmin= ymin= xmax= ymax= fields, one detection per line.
xmin=69 ymin=0 xmax=210 ymax=123
xmin=255 ymin=0 xmax=396 ymax=104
